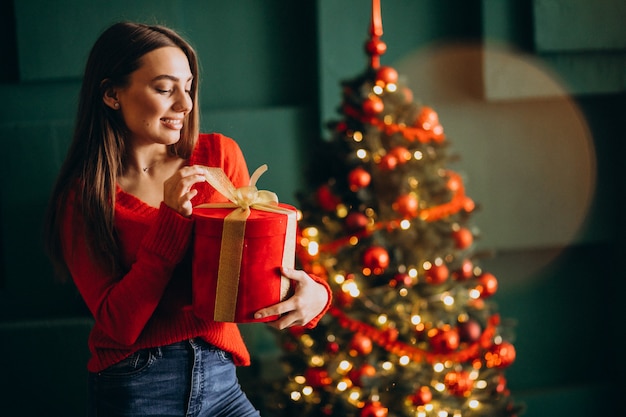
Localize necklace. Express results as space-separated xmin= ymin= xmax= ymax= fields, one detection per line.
xmin=138 ymin=147 xmax=177 ymax=173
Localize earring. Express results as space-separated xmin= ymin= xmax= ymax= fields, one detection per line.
xmin=114 ymin=102 xmax=120 ymax=109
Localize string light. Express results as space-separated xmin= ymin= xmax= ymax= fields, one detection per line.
xmin=307 ymin=241 xmax=319 ymax=256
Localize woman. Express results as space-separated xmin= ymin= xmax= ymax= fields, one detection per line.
xmin=44 ymin=22 xmax=331 ymax=417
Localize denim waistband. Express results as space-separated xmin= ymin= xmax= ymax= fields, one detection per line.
xmin=154 ymin=338 xmax=215 ymax=355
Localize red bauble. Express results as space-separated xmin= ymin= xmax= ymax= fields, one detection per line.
xmin=417 ymin=106 xmax=440 ymax=130
xmin=378 ymin=153 xmax=398 ymax=171
xmin=349 ymin=363 xmax=376 ymax=386
xmin=335 ymin=289 xmax=354 ymax=308
xmin=452 ymin=227 xmax=473 ymax=249
xmin=458 ymin=319 xmax=482 ymax=343
xmin=393 ymin=194 xmax=419 ymax=218
xmin=496 ymin=374 xmax=507 ymax=393
xmin=444 ymin=370 xmax=473 ymax=397
xmin=288 ymin=326 xmax=306 ymax=338
xmin=361 ymin=401 xmax=388 ymax=417
xmin=365 ymin=39 xmax=387 ymax=57
xmin=454 ymin=259 xmax=474 ymax=281
xmin=362 ymin=246 xmax=390 ymax=273
xmin=376 ymin=66 xmax=399 ymax=84
xmin=485 ymin=342 xmax=516 ymax=369
xmin=447 ymin=176 xmax=461 ymax=192
xmin=350 ymin=333 xmax=373 ymax=356
xmin=348 ymin=167 xmax=371 ymax=191
xmin=409 ymin=386 xmax=433 ymax=406
xmin=430 ymin=327 xmax=460 ymax=353
xmin=425 ymin=263 xmax=449 ymax=284
xmin=402 ymin=87 xmax=414 ymax=103
xmin=463 ymin=197 xmax=476 ymax=212
xmin=345 ymin=212 xmax=369 ymax=232
xmin=390 ymin=273 xmax=414 ymax=288
xmin=389 ymin=146 xmax=411 ymax=164
xmin=476 ymin=272 xmax=498 ymax=298
xmin=316 ymin=184 xmax=340 ymax=212
xmin=363 ymin=96 xmax=384 ymax=115
xmin=326 ymin=341 xmax=340 ymax=354
xmin=304 ymin=367 xmax=332 ymax=388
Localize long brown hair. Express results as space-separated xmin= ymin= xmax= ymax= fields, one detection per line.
xmin=44 ymin=22 xmax=200 ymax=280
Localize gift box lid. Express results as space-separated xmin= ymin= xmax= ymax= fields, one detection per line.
xmin=193 ymin=204 xmax=296 ymax=238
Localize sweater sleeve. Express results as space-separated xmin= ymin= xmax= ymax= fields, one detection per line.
xmin=62 ymin=197 xmax=194 ymax=346
xmin=303 ymin=273 xmax=332 ymax=329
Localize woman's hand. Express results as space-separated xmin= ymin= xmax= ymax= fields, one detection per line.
xmin=254 ymin=267 xmax=329 ymax=329
xmin=163 ymin=165 xmax=207 ymax=217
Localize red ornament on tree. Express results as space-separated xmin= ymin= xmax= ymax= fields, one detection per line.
xmin=393 ymin=194 xmax=419 ymax=218
xmin=326 ymin=341 xmax=340 ymax=354
xmin=304 ymin=367 xmax=333 ymax=388
xmin=416 ymin=106 xmax=439 ymax=130
xmin=485 ymin=342 xmax=516 ymax=369
xmin=402 ymin=86 xmax=413 ymax=103
xmin=476 ymin=272 xmax=498 ymax=298
xmin=496 ymin=374 xmax=508 ymax=393
xmin=454 ymin=259 xmax=474 ymax=281
xmin=458 ymin=319 xmax=482 ymax=343
xmin=430 ymin=327 xmax=460 ymax=353
xmin=348 ymin=167 xmax=372 ymax=191
xmin=362 ymin=246 xmax=390 ymax=273
xmin=365 ymin=39 xmax=387 ymax=58
xmin=425 ymin=263 xmax=449 ymax=284
xmin=378 ymin=153 xmax=398 ymax=171
xmin=363 ymin=95 xmax=384 ymax=115
xmin=345 ymin=212 xmax=369 ymax=232
xmin=349 ymin=363 xmax=376 ymax=386
xmin=389 ymin=146 xmax=411 ymax=164
xmin=316 ymin=184 xmax=340 ymax=212
xmin=444 ymin=370 xmax=473 ymax=397
xmin=361 ymin=401 xmax=388 ymax=417
xmin=390 ymin=272 xmax=414 ymax=288
xmin=376 ymin=66 xmax=398 ymax=84
xmin=350 ymin=333 xmax=374 ymax=356
xmin=409 ymin=386 xmax=433 ymax=406
xmin=452 ymin=227 xmax=473 ymax=249
xmin=463 ymin=197 xmax=476 ymax=212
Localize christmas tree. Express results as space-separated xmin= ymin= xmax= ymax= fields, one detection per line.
xmin=263 ymin=1 xmax=521 ymax=416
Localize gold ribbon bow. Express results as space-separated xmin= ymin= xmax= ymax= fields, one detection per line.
xmin=196 ymin=165 xmax=296 ymax=322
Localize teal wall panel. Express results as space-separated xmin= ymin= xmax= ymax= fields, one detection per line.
xmin=483 ymin=0 xmax=626 ymax=97
xmin=182 ymin=0 xmax=317 ymax=110
xmin=0 ymin=319 xmax=93 ymax=415
xmin=533 ymin=0 xmax=626 ymax=52
xmin=14 ymin=0 xmax=184 ymax=81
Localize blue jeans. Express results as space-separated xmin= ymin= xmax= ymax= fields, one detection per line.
xmin=88 ymin=338 xmax=260 ymax=417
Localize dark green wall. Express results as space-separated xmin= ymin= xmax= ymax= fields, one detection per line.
xmin=1 ymin=1 xmax=624 ymax=415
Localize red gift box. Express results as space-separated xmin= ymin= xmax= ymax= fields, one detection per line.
xmin=191 ymin=166 xmax=296 ymax=323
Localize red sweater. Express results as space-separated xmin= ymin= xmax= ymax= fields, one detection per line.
xmin=62 ymin=133 xmax=331 ymax=372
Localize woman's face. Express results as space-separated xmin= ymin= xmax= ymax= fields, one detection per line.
xmin=115 ymin=46 xmax=194 ymax=147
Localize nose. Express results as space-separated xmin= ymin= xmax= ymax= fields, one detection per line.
xmin=173 ymin=89 xmax=193 ymax=114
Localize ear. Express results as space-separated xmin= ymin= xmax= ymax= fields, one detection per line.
xmin=101 ymin=79 xmax=120 ymax=110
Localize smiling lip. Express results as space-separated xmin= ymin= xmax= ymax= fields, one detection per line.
xmin=161 ymin=118 xmax=183 ymax=129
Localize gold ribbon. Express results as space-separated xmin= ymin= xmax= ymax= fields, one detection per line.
xmin=196 ymin=165 xmax=296 ymax=322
